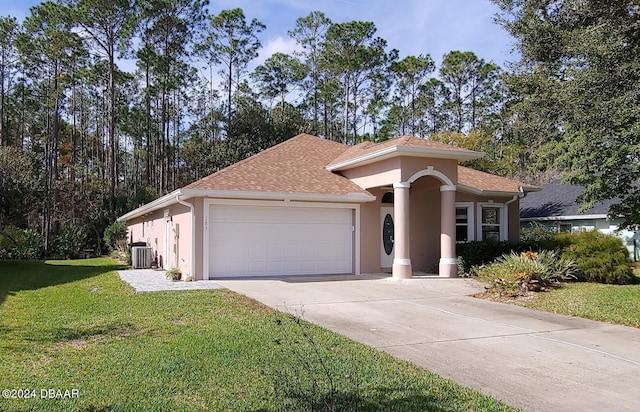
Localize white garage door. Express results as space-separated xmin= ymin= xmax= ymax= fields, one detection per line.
xmin=209 ymin=205 xmax=353 ymax=277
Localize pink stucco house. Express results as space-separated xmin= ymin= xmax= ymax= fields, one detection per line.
xmin=118 ymin=134 xmax=538 ymax=280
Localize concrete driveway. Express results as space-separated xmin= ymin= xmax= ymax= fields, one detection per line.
xmin=215 ymin=274 xmax=640 ymax=412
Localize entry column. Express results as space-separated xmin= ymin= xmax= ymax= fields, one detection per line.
xmin=393 ymin=182 xmax=412 ymax=279
xmin=439 ymin=185 xmax=457 ymax=277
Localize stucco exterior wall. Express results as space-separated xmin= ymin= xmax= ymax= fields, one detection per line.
xmin=126 ymin=202 xmax=192 ymax=275
xmin=508 ymin=200 xmax=520 ymax=240
xmin=400 ymin=157 xmax=458 ymax=184
xmin=359 ymin=188 xmax=385 ymax=273
xmin=341 ymin=158 xmax=402 ymax=189
xmin=127 ymin=210 xmax=164 ymax=261
xmin=192 ymin=198 xmax=205 ymax=280
xmin=341 ymin=157 xmax=458 ymax=190
xmin=409 ymin=177 xmax=442 ymax=271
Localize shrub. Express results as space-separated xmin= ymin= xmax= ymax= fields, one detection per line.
xmin=0 ymin=226 xmax=44 ymax=260
xmin=520 ymin=222 xmax=557 ymax=242
xmin=166 ymin=268 xmax=182 ymax=281
xmin=103 ymin=221 xmax=128 ymax=251
xmin=110 ymin=240 xmax=130 ymax=265
xmin=558 ymin=230 xmax=635 ymax=284
xmin=474 ymin=250 xmax=578 ymax=297
xmin=456 ymin=239 xmax=560 ymax=273
xmin=53 ymin=224 xmax=89 ymax=259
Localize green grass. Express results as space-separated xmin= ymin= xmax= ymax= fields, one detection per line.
xmin=0 ymin=259 xmax=518 ymax=411
xmin=516 ymin=281 xmax=640 ymax=328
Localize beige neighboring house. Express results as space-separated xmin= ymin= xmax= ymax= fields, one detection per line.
xmin=118 ymin=134 xmax=538 ymax=280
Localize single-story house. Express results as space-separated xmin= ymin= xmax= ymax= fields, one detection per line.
xmin=118 ymin=134 xmax=538 ymax=279
xmin=520 ymin=179 xmax=638 ymax=259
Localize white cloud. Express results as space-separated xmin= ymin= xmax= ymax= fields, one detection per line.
xmin=255 ymin=36 xmax=303 ymax=66
xmin=3 ymin=0 xmax=518 ymax=70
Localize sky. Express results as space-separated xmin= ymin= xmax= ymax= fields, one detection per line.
xmin=0 ymin=0 xmax=518 ymax=70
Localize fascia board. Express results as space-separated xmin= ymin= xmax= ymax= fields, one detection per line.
xmin=520 ymin=214 xmax=608 ymax=222
xmin=118 ymin=189 xmax=376 ymax=222
xmin=326 ymin=145 xmax=483 ymax=171
xmin=181 ymin=188 xmax=376 ymax=203
xmin=457 ymin=184 xmax=541 ymax=197
xmin=117 ymin=189 xmax=181 ymax=221
xmin=456 ymin=184 xmax=520 ymax=197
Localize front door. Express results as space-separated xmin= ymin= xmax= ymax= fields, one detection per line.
xmin=381 ymin=207 xmax=394 ymax=268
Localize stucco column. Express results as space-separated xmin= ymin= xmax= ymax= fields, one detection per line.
xmin=393 ymin=182 xmax=412 ymax=279
xmin=439 ymin=185 xmax=458 ymax=277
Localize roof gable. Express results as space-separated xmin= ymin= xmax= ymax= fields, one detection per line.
xmin=327 ymin=135 xmax=483 ymax=170
xmin=185 ymin=134 xmax=371 ymax=196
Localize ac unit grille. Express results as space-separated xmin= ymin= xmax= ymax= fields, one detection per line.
xmin=131 ymin=246 xmax=153 ymax=269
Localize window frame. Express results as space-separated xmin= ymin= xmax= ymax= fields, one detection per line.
xmin=476 ymin=203 xmax=507 ymax=241
xmin=455 ymin=202 xmax=475 ymax=243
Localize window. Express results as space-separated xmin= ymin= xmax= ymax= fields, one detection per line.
xmin=381 ymin=192 xmax=394 ymax=204
xmin=478 ymin=204 xmax=506 ymax=241
xmin=559 ymin=223 xmax=572 ymax=233
xmin=455 ymin=203 xmax=474 ymax=242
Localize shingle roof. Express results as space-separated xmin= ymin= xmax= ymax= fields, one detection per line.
xmin=457 ymin=166 xmax=539 ymax=194
xmin=520 ymin=180 xmax=614 ymax=218
xmin=186 ymin=134 xmax=536 ymax=198
xmin=328 ymin=135 xmax=481 ymax=167
xmin=185 ymin=134 xmax=371 ymax=196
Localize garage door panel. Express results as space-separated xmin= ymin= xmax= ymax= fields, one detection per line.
xmin=209 ymin=205 xmax=353 ymax=277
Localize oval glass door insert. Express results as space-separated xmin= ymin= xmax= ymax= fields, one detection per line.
xmin=382 ymin=213 xmax=394 ymax=255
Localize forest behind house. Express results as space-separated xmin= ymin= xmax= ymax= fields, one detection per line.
xmin=1 ymin=0 xmax=638 ymax=257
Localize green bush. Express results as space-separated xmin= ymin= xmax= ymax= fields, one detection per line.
xmin=53 ymin=224 xmax=89 ymax=259
xmin=103 ymin=221 xmax=127 ymax=251
xmin=474 ymin=250 xmax=578 ymax=297
xmin=520 ymin=222 xmax=557 ymax=242
xmin=456 ymin=240 xmax=560 ymax=273
xmin=0 ymin=226 xmax=44 ymax=260
xmin=558 ymin=230 xmax=635 ymax=284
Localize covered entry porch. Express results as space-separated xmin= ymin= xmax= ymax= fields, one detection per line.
xmin=365 ymin=166 xmax=459 ymax=279
xmin=389 ymin=167 xmax=458 ymax=278
xmin=326 ymin=135 xmax=529 ymax=279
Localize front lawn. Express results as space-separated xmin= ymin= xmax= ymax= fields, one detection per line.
xmin=0 ymin=259 xmax=517 ymax=411
xmin=515 ymin=281 xmax=640 ymax=328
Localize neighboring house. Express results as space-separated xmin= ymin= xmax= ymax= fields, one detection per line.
xmin=520 ymin=179 xmax=638 ymax=259
xmin=118 ymin=134 xmax=538 ymax=280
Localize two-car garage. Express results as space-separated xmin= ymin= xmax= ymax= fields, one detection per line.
xmin=207 ymin=203 xmax=355 ymax=278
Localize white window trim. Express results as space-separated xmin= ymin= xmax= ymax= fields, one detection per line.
xmin=455 ymin=202 xmax=475 ymax=243
xmin=476 ymin=203 xmax=508 ymax=241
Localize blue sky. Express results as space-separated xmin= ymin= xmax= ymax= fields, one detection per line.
xmin=1 ymin=0 xmax=516 ymax=69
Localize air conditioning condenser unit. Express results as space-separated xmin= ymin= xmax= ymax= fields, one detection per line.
xmin=132 ymin=246 xmax=153 ymax=269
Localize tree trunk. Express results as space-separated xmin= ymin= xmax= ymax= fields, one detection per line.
xmin=107 ymin=36 xmax=117 ymax=222
xmin=342 ymin=76 xmax=349 ymax=143
xmin=145 ymin=57 xmax=151 ymax=187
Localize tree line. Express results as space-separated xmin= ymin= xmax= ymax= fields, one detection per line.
xmin=1 ymin=0 xmax=637 ymax=256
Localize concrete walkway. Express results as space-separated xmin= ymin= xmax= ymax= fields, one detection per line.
xmin=214 ymin=275 xmax=640 ymax=412
xmin=117 ymin=269 xmax=222 ymax=293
